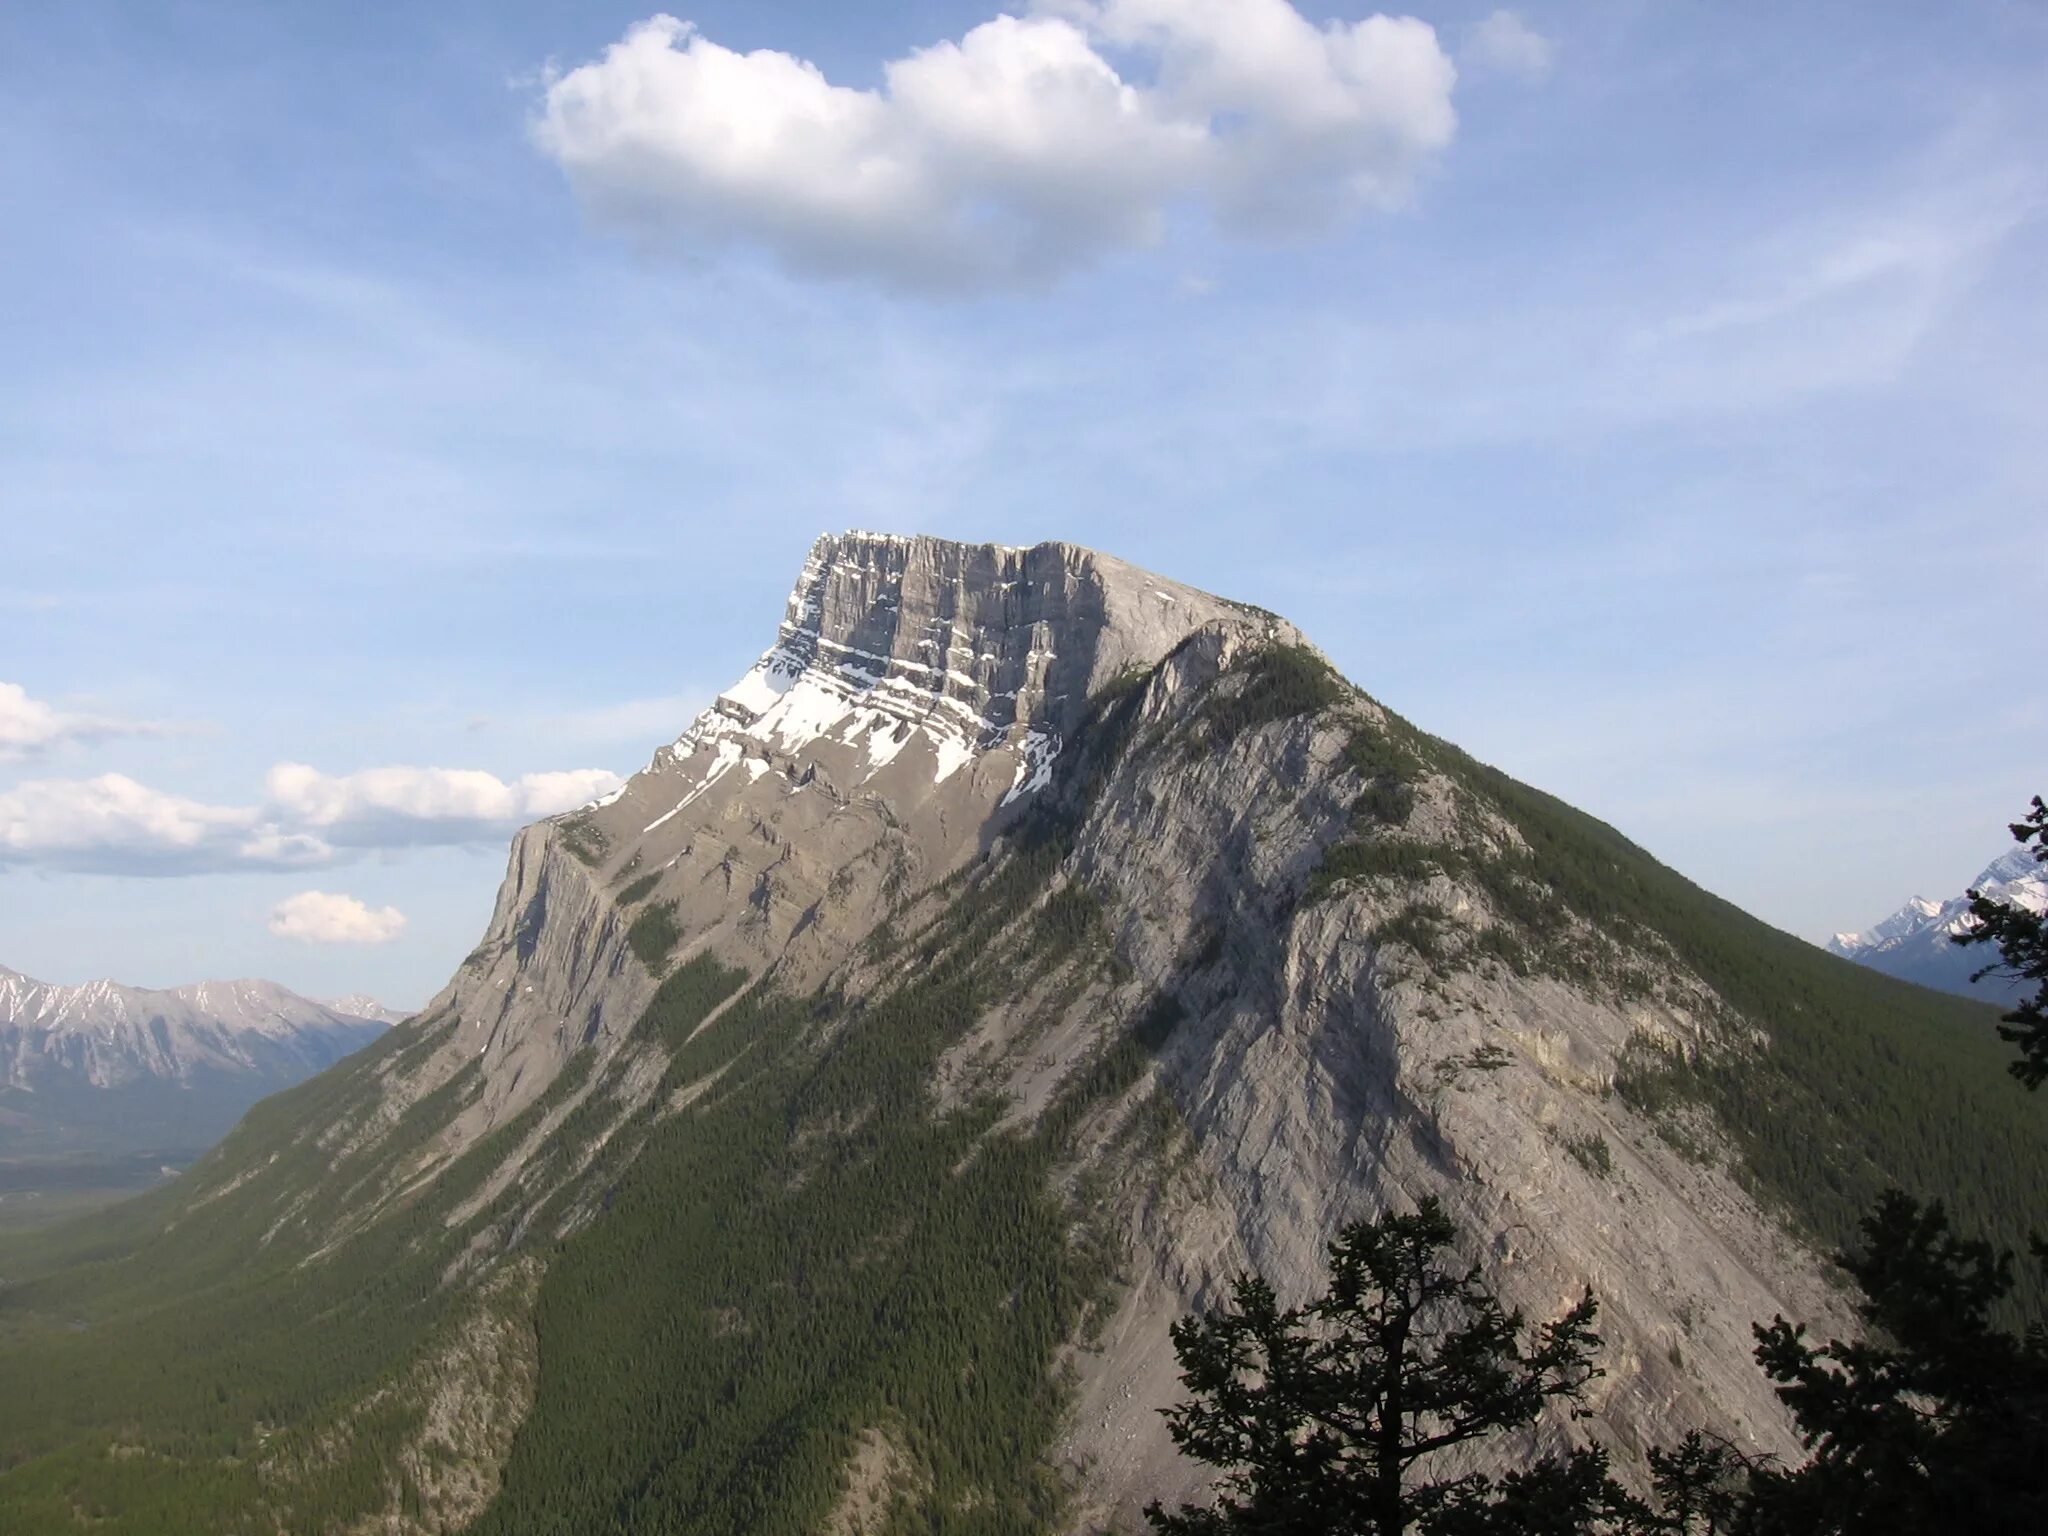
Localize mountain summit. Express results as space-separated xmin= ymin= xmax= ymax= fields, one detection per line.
xmin=1829 ymin=848 xmax=2047 ymax=1002
xmin=0 ymin=532 xmax=2039 ymax=1536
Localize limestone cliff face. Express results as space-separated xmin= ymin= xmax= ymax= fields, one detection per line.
xmin=388 ymin=533 xmax=1294 ymax=1149
xmin=337 ymin=532 xmax=1856 ymax=1524
xmin=965 ymin=633 xmax=1846 ymax=1526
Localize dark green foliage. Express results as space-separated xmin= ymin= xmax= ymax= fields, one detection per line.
xmin=1356 ymin=778 xmax=1418 ymax=828
xmin=1562 ymin=1133 xmax=1614 ymax=1180
xmin=1374 ymin=903 xmax=1452 ymax=963
xmin=0 ymin=1017 xmax=604 ymax=1534
xmin=470 ymin=841 xmax=1146 ymax=1536
xmin=1345 ymin=724 xmax=1421 ymax=828
xmin=1145 ymin=1198 xmax=1607 ymax=1536
xmin=1640 ymin=1433 xmax=1753 ymax=1534
xmin=1194 ymin=644 xmax=1342 ymax=753
xmin=636 ymin=952 xmax=750 ymax=1051
xmin=1343 ymin=723 xmax=1422 ymax=784
xmin=1743 ymin=1192 xmax=2048 ymax=1536
xmin=555 ymin=813 xmax=607 ymax=866
xmin=1428 ymin=1436 xmax=1753 ymax=1535
xmin=626 ymin=899 xmax=683 ymax=967
xmin=1426 ymin=1446 xmax=1650 ymax=1535
xmin=615 ymin=871 xmax=661 ymax=906
xmin=1036 ymin=883 xmax=1108 ymax=957
xmin=1954 ymin=795 xmax=2048 ymax=1087
xmin=1036 ymin=995 xmax=1186 ymax=1157
xmin=1306 ymin=842 xmax=1461 ymax=904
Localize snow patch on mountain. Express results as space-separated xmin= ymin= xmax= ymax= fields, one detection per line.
xmin=1830 ymin=850 xmax=2046 ymax=957
xmin=1827 ymin=848 xmax=2046 ymax=1002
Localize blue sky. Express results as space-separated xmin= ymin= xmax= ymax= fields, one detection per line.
xmin=2 ymin=1 xmax=2043 ymax=1007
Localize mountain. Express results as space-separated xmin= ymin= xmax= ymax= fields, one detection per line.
xmin=0 ymin=531 xmax=2040 ymax=1536
xmin=0 ymin=966 xmax=390 ymax=1170
xmin=321 ymin=994 xmax=413 ymax=1026
xmin=1828 ymin=848 xmax=2046 ymax=1003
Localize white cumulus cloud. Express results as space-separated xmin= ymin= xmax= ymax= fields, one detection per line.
xmin=1463 ymin=10 xmax=1554 ymax=80
xmin=268 ymin=890 xmax=408 ymax=945
xmin=532 ymin=3 xmax=1457 ymax=290
xmin=264 ymin=763 xmax=625 ymax=847
xmin=0 ymin=681 xmax=162 ymax=763
xmin=0 ymin=760 xmax=621 ymax=875
xmin=0 ymin=773 xmax=325 ymax=875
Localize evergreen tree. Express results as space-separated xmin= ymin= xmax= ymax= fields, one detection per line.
xmin=1954 ymin=794 xmax=2048 ymax=1087
xmin=1743 ymin=1192 xmax=2048 ymax=1535
xmin=1735 ymin=797 xmax=2048 ymax=1532
xmin=1144 ymin=1198 xmax=1617 ymax=1536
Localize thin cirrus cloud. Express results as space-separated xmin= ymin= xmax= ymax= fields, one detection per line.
xmin=0 ymin=764 xmax=623 ymax=876
xmin=0 ymin=680 xmax=165 ymax=763
xmin=267 ymin=890 xmax=408 ymax=945
xmin=530 ymin=1 xmax=1466 ymax=292
xmin=1462 ymin=9 xmax=1555 ymax=80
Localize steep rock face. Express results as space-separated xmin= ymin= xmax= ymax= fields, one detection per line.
xmin=1002 ymin=636 xmax=1843 ymax=1522
xmin=853 ymin=630 xmax=1851 ymax=1526
xmin=392 ymin=532 xmax=1294 ymax=1152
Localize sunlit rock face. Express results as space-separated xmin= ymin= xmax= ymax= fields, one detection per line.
xmin=404 ymin=532 xmax=1295 ymax=1142
xmin=271 ymin=531 xmax=1872 ymax=1528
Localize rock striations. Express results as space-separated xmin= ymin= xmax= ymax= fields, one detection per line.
xmin=396 ymin=532 xmax=1296 ymax=1144
xmin=3 ymin=531 xmax=2037 ymax=1536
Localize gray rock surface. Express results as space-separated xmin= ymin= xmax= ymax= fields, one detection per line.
xmin=344 ymin=532 xmax=1864 ymax=1525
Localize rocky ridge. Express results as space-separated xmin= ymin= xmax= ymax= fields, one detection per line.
xmin=0 ymin=966 xmax=388 ymax=1092
xmin=0 ymin=965 xmax=391 ymax=1166
xmin=7 ymin=531 xmax=2034 ymax=1536
xmin=1829 ymin=847 xmax=2045 ymax=1002
xmin=380 ymin=531 xmax=1296 ymax=1152
xmin=335 ymin=534 xmax=1850 ymax=1518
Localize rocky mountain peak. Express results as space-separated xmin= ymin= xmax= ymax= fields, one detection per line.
xmin=0 ymin=964 xmax=390 ymax=1164
xmin=660 ymin=530 xmax=1298 ymax=804
xmin=15 ymin=531 xmax=2042 ymax=1536
xmin=403 ymin=531 xmax=1300 ymax=1142
xmin=750 ymin=530 xmax=1284 ymax=744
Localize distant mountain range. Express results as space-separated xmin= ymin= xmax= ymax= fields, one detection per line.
xmin=1828 ymin=848 xmax=2046 ymax=1003
xmin=0 ymin=965 xmax=395 ymax=1172
xmin=318 ymin=993 xmax=411 ymax=1026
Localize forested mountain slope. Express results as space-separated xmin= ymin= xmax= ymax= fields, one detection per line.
xmin=0 ymin=532 xmax=2038 ymax=1536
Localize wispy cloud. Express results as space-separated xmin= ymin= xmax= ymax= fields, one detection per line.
xmin=266 ymin=762 xmax=621 ymax=848
xmin=1462 ymin=10 xmax=1555 ymax=81
xmin=0 ymin=773 xmax=321 ymax=875
xmin=0 ymin=681 xmax=169 ymax=764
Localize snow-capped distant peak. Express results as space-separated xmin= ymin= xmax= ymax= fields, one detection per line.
xmin=320 ymin=994 xmax=409 ymax=1026
xmin=1827 ymin=847 xmax=2048 ymax=1003
xmin=1 ymin=964 xmax=391 ymax=1091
